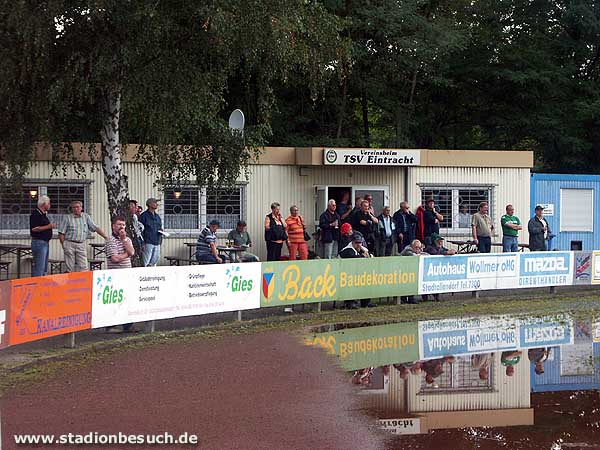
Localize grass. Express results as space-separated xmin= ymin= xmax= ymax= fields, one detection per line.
xmin=0 ymin=288 xmax=599 ymax=397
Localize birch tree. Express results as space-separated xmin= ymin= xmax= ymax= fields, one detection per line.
xmin=0 ymin=0 xmax=343 ymax=214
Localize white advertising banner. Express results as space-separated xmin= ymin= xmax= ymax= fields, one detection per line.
xmin=91 ymin=263 xmax=261 ymax=328
xmin=323 ymin=148 xmax=420 ymax=166
xmin=419 ymin=254 xmax=519 ymax=295
xmin=418 ymin=252 xmax=574 ymax=295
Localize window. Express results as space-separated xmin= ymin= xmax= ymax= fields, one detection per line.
xmin=164 ymin=185 xmax=245 ymax=231
xmin=560 ymin=188 xmax=593 ymax=232
xmin=420 ymin=185 xmax=494 ymax=232
xmin=0 ymin=181 xmax=89 ymax=231
xmin=419 ymin=356 xmax=494 ymax=394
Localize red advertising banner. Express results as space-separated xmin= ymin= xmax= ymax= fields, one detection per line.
xmin=0 ymin=280 xmax=11 ymax=349
xmin=9 ymin=272 xmax=92 ymax=346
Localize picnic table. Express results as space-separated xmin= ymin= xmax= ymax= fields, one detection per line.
xmin=0 ymin=243 xmax=32 ymax=278
xmin=217 ymin=246 xmax=245 ymax=263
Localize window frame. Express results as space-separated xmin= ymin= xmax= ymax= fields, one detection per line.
xmin=418 ymin=184 xmax=496 ymax=235
xmin=0 ymin=179 xmax=92 ymax=238
xmin=162 ymin=184 xmax=246 ymax=234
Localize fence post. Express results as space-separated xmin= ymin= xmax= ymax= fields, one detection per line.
xmin=67 ymin=332 xmax=76 ymax=348
xmin=317 ymin=302 xmax=322 ymax=312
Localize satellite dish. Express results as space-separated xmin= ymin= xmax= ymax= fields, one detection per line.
xmin=228 ymin=109 xmax=245 ymax=136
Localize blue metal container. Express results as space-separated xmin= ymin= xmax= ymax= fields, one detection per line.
xmin=530 ymin=174 xmax=600 ymax=251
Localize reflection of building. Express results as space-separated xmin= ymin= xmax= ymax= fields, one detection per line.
xmin=531 ymin=319 xmax=600 ymax=392
xmin=363 ymin=354 xmax=533 ymax=433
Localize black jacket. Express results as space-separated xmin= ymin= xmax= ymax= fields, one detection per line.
xmin=392 ymin=209 xmax=418 ymax=242
xmin=319 ymin=210 xmax=340 ymax=243
xmin=528 ymin=216 xmax=550 ymax=251
xmin=423 ymin=207 xmax=441 ymax=238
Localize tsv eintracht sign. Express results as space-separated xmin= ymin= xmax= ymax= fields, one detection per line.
xmin=324 ymin=148 xmax=421 ymax=166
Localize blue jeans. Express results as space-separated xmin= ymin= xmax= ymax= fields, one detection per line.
xmin=142 ymin=243 xmax=161 ymax=266
xmin=502 ymin=236 xmax=518 ymax=252
xmin=31 ymin=239 xmax=49 ymax=277
xmin=477 ymin=236 xmax=492 ymax=253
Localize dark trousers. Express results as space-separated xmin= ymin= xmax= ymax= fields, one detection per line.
xmin=197 ymin=254 xmax=221 ymax=264
xmin=378 ymin=238 xmax=393 ymax=257
xmin=477 ymin=236 xmax=492 ymax=253
xmin=266 ymin=241 xmax=283 ymax=261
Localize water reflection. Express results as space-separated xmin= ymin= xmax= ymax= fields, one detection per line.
xmin=305 ymin=314 xmax=600 ymax=449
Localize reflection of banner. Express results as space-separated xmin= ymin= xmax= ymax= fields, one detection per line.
xmin=518 ymin=251 xmax=573 ymax=287
xmin=518 ymin=314 xmax=573 ymax=348
xmin=91 ymin=263 xmax=261 ymax=328
xmin=419 ymin=316 xmax=518 ymax=359
xmin=592 ymin=251 xmax=600 ymax=284
xmin=261 ymin=257 xmax=418 ymax=307
xmin=419 ymin=314 xmax=574 ymax=360
xmin=304 ymin=322 xmax=419 ymax=371
xmin=419 ymin=254 xmax=518 ymax=294
xmin=574 ymin=251 xmax=593 ymax=285
xmin=0 ymin=281 xmax=11 ymax=349
xmin=9 ymin=273 xmax=92 ymax=345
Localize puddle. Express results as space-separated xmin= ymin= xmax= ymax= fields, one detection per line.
xmin=305 ymin=313 xmax=600 ymax=449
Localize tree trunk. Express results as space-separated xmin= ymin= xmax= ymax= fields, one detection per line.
xmin=361 ymin=88 xmax=370 ymax=147
xmin=336 ymin=76 xmax=348 ymax=139
xmin=99 ymin=88 xmax=143 ymax=266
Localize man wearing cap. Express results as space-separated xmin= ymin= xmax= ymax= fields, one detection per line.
xmin=196 ymin=219 xmax=223 ymax=264
xmin=471 ymin=201 xmax=494 ymax=253
xmin=528 ymin=205 xmax=551 ymax=251
xmin=501 ymin=204 xmax=522 ymax=252
xmin=339 ymin=233 xmax=375 ymax=308
xmin=139 ymin=197 xmax=163 ymax=266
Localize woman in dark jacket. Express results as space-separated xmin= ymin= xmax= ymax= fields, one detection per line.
xmin=264 ymin=202 xmax=288 ymax=261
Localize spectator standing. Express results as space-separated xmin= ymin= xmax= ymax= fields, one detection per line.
xmin=338 ymin=222 xmax=354 ymax=250
xmin=364 ymin=194 xmax=376 ymax=215
xmin=471 ymin=201 xmax=494 ymax=253
xmin=348 ymin=196 xmax=363 ymax=225
xmin=285 ymin=205 xmax=308 ymax=261
xmin=139 ymin=198 xmax=163 ymax=266
xmin=352 ymin=200 xmax=378 ymax=254
xmin=30 ymin=195 xmax=55 ymax=277
xmin=227 ymin=220 xmax=259 ymax=262
xmin=196 ymin=219 xmax=223 ymax=264
xmin=376 ymin=206 xmax=395 ymax=256
xmin=423 ymin=198 xmax=443 ymax=245
xmin=58 ymin=201 xmax=107 ymax=272
xmin=264 ymin=202 xmax=288 ymax=261
xmin=336 ymin=190 xmax=352 ymax=223
xmin=319 ymin=199 xmax=340 ymax=259
xmin=528 ymin=348 xmax=551 ymax=375
xmin=471 ymin=353 xmax=493 ymax=380
xmin=501 ymin=350 xmax=522 ymax=377
xmin=128 ymin=199 xmax=144 ymax=248
xmin=528 ymin=205 xmax=551 ymax=251
xmin=458 ymin=205 xmax=471 ymax=228
xmin=105 ymin=215 xmax=135 ymax=332
xmin=501 ymin=204 xmax=522 ymax=252
xmin=393 ymin=201 xmax=418 ymax=254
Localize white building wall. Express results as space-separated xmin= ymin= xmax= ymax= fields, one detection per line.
xmin=0 ymin=161 xmax=530 ymax=276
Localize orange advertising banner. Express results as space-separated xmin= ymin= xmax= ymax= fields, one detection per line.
xmin=9 ymin=272 xmax=92 ymax=346
xmin=0 ymin=280 xmax=10 ymax=349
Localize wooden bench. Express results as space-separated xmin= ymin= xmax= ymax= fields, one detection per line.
xmin=164 ymin=256 xmax=211 ymax=266
xmin=48 ymin=259 xmax=66 ymax=274
xmin=0 ymin=260 xmax=10 ymax=280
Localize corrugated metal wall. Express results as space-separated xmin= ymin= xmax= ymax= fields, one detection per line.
xmin=408 ymin=167 xmax=531 ymax=247
xmin=531 ymin=344 xmax=600 ymax=392
xmin=362 ymin=366 xmax=407 ymax=414
xmin=406 ymin=355 xmax=531 ymax=413
xmin=0 ymin=162 xmax=531 ymax=276
xmin=530 ymin=174 xmax=600 ymax=251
